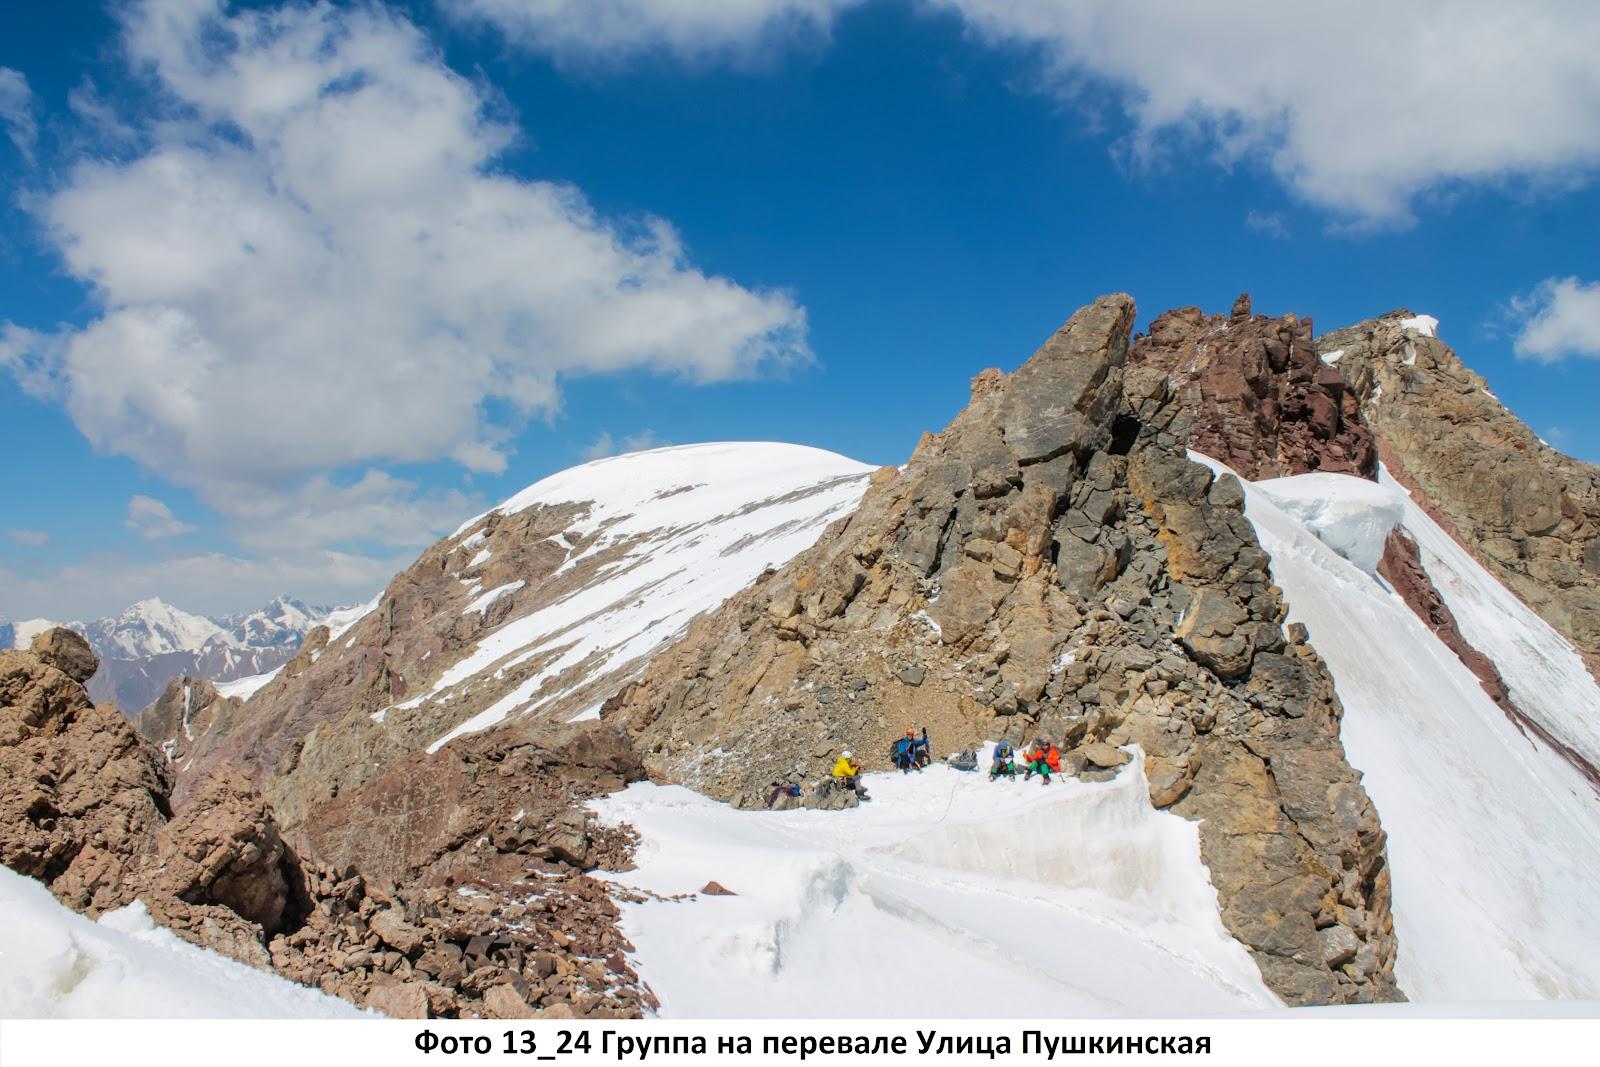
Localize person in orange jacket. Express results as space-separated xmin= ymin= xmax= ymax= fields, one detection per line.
xmin=1022 ymin=739 xmax=1061 ymax=784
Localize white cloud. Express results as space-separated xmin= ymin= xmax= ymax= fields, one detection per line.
xmin=444 ymin=0 xmax=862 ymax=61
xmin=0 ymin=67 xmax=38 ymax=163
xmin=4 ymin=0 xmax=807 ymax=555
xmin=0 ymin=548 xmax=403 ymax=622
xmin=1245 ymin=210 xmax=1288 ymax=240
xmin=452 ymin=1 xmax=1600 ymax=225
xmin=582 ymin=428 xmax=661 ymax=461
xmin=124 ymin=495 xmax=197 ymax=540
xmin=1512 ymin=277 xmax=1600 ymax=362
xmin=6 ymin=529 xmax=50 ymax=547
xmin=926 ymin=1 xmax=1600 ymax=225
xmin=206 ymin=470 xmax=478 ymax=554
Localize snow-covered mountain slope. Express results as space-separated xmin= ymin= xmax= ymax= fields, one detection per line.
xmin=418 ymin=443 xmax=878 ymax=751
xmin=0 ymin=866 xmax=362 ymax=1018
xmin=170 ymin=442 xmax=878 ymax=824
xmin=216 ymin=596 xmax=329 ymax=651
xmin=1198 ymin=455 xmax=1600 ymax=1002
xmin=594 ymin=751 xmax=1278 ymax=1017
xmin=1 ymin=618 xmax=57 ymax=651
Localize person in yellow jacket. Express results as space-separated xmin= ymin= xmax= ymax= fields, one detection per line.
xmin=831 ymin=750 xmax=869 ymax=800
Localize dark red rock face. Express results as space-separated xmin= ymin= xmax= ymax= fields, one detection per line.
xmin=1377 ymin=528 xmax=1515 ymax=712
xmin=1130 ymin=296 xmax=1376 ymax=481
xmin=1377 ymin=528 xmax=1600 ymax=794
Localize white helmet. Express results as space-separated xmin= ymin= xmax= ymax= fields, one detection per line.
xmin=841 ymin=750 xmax=853 ymax=759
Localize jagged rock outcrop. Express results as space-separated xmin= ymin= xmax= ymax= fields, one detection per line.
xmin=1127 ymin=294 xmax=1375 ymax=480
xmin=0 ymin=629 xmax=173 ymax=914
xmin=1 ymin=631 xmax=653 ymax=1019
xmin=610 ymin=294 xmax=1400 ymax=1005
xmin=1320 ymin=312 xmax=1600 ymax=678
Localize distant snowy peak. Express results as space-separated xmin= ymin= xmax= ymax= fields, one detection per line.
xmin=2 ymin=617 xmax=58 ymax=651
xmin=216 ymin=596 xmax=330 ymax=651
xmin=80 ymin=598 xmax=228 ymax=659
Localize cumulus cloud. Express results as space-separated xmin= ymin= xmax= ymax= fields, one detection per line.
xmin=443 ymin=0 xmax=862 ymax=61
xmin=0 ymin=548 xmax=404 ymax=622
xmin=582 ymin=429 xmax=662 ymax=461
xmin=6 ymin=529 xmax=50 ymax=547
xmin=125 ymin=495 xmax=197 ymax=540
xmin=1512 ymin=277 xmax=1600 ymax=362
xmin=4 ymin=0 xmax=807 ymax=555
xmin=927 ymin=0 xmax=1600 ymax=225
xmin=454 ymin=1 xmax=1600 ymax=225
xmin=0 ymin=67 xmax=38 ymax=162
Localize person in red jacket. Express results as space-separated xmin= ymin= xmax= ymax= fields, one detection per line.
xmin=1022 ymin=739 xmax=1062 ymax=784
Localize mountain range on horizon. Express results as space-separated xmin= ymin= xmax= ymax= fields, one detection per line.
xmin=1 ymin=594 xmax=350 ymax=714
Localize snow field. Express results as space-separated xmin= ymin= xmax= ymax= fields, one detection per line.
xmin=592 ymin=750 xmax=1279 ymax=1018
xmin=0 ymin=866 xmax=363 ymax=1018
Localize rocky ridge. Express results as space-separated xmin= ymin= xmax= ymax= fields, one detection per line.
xmin=609 ymin=294 xmax=1400 ymax=1005
xmin=1318 ymin=313 xmax=1600 ymax=679
xmin=1 ymin=629 xmax=652 ymax=1019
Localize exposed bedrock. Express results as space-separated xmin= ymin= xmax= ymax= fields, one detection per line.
xmin=1320 ymin=312 xmax=1600 ymax=679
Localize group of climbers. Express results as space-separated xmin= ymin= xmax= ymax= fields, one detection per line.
xmin=989 ymin=738 xmax=1062 ymax=784
xmin=807 ymin=729 xmax=1069 ymax=810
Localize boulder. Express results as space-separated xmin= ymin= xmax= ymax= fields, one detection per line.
xmin=367 ymin=982 xmax=430 ymax=1019
xmin=29 ymin=628 xmax=98 ymax=685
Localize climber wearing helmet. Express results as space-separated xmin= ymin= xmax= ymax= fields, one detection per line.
xmin=908 ymin=726 xmax=931 ymax=769
xmin=831 ymin=749 xmax=868 ymax=799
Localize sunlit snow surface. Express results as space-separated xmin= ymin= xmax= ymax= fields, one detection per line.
xmin=1194 ymin=455 xmax=1600 ymax=1002
xmin=426 ymin=444 xmax=875 ymax=752
xmin=593 ymin=751 xmax=1278 ymax=1018
xmin=214 ymin=666 xmax=282 ymax=700
xmin=0 ymin=867 xmax=363 ymax=1018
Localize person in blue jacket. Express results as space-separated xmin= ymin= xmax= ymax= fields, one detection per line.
xmin=891 ymin=729 xmax=915 ymax=771
xmin=908 ymin=726 xmax=931 ymax=769
xmin=990 ymin=739 xmax=1018 ymax=780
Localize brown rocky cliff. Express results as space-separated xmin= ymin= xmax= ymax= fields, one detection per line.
xmin=1127 ymin=294 xmax=1376 ymax=480
xmin=610 ymin=294 xmax=1400 ymax=1005
xmin=1320 ymin=313 xmax=1600 ymax=678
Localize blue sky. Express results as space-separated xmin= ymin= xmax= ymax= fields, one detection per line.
xmin=3 ymin=0 xmax=1600 ymax=620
